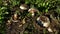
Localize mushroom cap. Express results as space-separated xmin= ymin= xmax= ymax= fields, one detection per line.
xmin=39 ymin=16 xmax=50 ymax=22
xmin=37 ymin=16 xmax=50 ymax=22
xmin=28 ymin=8 xmax=38 ymax=13
xmin=20 ymin=4 xmax=28 ymax=10
xmin=37 ymin=16 xmax=50 ymax=27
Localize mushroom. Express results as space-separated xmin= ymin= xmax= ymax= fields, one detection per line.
xmin=20 ymin=4 xmax=29 ymax=10
xmin=28 ymin=8 xmax=39 ymax=17
xmin=37 ymin=16 xmax=50 ymax=28
xmin=13 ymin=13 xmax=18 ymax=20
xmin=11 ymin=13 xmax=19 ymax=23
xmin=36 ymin=16 xmax=59 ymax=32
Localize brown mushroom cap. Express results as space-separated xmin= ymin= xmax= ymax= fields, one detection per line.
xmin=28 ymin=8 xmax=39 ymax=13
xmin=39 ymin=16 xmax=50 ymax=22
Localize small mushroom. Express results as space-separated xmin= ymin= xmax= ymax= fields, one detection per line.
xmin=20 ymin=4 xmax=29 ymax=10
xmin=13 ymin=13 xmax=18 ymax=20
xmin=11 ymin=13 xmax=19 ymax=23
xmin=28 ymin=8 xmax=39 ymax=17
xmin=37 ymin=16 xmax=50 ymax=28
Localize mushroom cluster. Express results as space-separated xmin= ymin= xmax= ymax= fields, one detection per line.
xmin=19 ymin=4 xmax=57 ymax=33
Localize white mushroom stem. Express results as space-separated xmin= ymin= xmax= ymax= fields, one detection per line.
xmin=14 ymin=13 xmax=17 ymax=20
xmin=47 ymin=27 xmax=53 ymax=32
xmin=43 ymin=22 xmax=50 ymax=27
xmin=14 ymin=14 xmax=17 ymax=18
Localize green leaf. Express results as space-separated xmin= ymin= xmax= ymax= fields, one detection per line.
xmin=45 ymin=9 xmax=48 ymax=13
xmin=43 ymin=3 xmax=45 ymax=6
xmin=1 ymin=7 xmax=7 ymax=10
xmin=5 ymin=12 xmax=9 ymax=14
